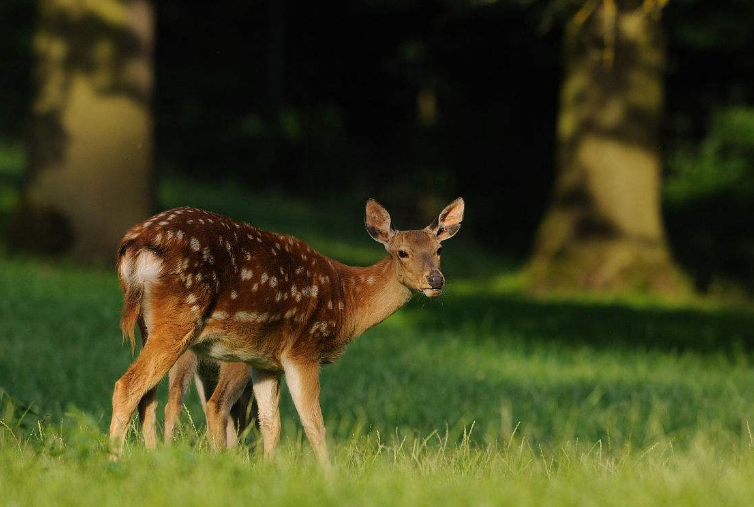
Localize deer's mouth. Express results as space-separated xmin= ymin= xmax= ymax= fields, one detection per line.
xmin=421 ymin=287 xmax=442 ymax=297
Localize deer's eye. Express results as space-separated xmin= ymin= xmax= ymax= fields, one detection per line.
xmin=398 ymin=249 xmax=409 ymax=258
xmin=437 ymin=247 xmax=442 ymax=256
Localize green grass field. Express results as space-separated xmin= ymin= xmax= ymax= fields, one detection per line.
xmin=2 ymin=175 xmax=754 ymax=506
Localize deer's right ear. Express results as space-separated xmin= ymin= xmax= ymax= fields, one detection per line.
xmin=365 ymin=199 xmax=395 ymax=246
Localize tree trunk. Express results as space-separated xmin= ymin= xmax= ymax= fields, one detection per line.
xmin=529 ymin=0 xmax=687 ymax=294
xmin=10 ymin=0 xmax=154 ymax=263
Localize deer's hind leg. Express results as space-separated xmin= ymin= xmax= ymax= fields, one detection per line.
xmin=136 ymin=318 xmax=159 ymax=449
xmin=109 ymin=321 xmax=196 ymax=457
xmin=228 ymin=383 xmax=256 ymax=448
xmin=163 ymin=350 xmax=199 ymax=443
xmin=205 ymin=362 xmax=253 ymax=450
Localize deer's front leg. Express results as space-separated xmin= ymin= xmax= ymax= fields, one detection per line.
xmin=251 ymin=368 xmax=281 ymax=458
xmin=283 ymin=359 xmax=329 ymax=468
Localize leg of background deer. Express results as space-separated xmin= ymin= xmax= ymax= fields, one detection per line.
xmin=251 ymin=369 xmax=281 ymax=459
xmin=227 ymin=385 xmax=256 ymax=448
xmin=283 ymin=360 xmax=329 ymax=468
xmin=206 ymin=362 xmax=253 ymax=450
xmin=135 ymin=319 xmax=159 ymax=449
xmin=138 ymin=388 xmax=158 ymax=449
xmin=163 ymin=350 xmax=198 ymax=443
xmin=109 ymin=327 xmax=193 ymax=457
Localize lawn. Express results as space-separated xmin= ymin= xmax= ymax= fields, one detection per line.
xmin=2 ymin=175 xmax=754 ymax=506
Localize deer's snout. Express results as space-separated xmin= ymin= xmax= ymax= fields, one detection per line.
xmin=427 ymin=271 xmax=445 ymax=290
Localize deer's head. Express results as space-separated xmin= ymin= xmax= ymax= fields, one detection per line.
xmin=365 ymin=197 xmax=464 ymax=297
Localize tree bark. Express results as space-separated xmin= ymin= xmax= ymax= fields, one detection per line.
xmin=11 ymin=0 xmax=154 ymax=263
xmin=529 ymin=0 xmax=687 ymax=294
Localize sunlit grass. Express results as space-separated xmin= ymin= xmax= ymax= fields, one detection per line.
xmin=2 ymin=249 xmax=754 ymax=505
xmin=2 ymin=170 xmax=754 ymax=505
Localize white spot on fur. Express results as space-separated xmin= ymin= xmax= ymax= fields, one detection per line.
xmin=269 ymin=276 xmax=278 ymax=288
xmin=366 ymin=275 xmax=376 ymax=285
xmin=187 ymin=294 xmax=197 ymax=304
xmin=338 ymin=301 xmax=344 ymax=310
xmin=177 ymin=230 xmax=184 ymax=240
xmin=191 ymin=238 xmax=201 ymax=251
xmin=295 ymin=266 xmax=304 ymax=275
xmin=241 ymin=268 xmax=253 ymax=281
xmin=212 ymin=311 xmax=228 ymax=320
xmin=234 ymin=311 xmax=258 ymax=322
xmin=231 ymin=290 xmax=238 ymax=300
xmin=327 ymin=301 xmax=333 ymax=310
xmin=252 ymin=283 xmax=259 ymax=292
xmin=261 ymin=273 xmax=268 ymax=284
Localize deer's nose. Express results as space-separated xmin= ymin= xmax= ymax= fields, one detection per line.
xmin=427 ymin=272 xmax=445 ymax=289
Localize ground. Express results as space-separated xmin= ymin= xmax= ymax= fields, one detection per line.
xmin=1 ymin=174 xmax=754 ymax=506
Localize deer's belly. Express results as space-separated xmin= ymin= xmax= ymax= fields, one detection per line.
xmin=191 ymin=335 xmax=279 ymax=370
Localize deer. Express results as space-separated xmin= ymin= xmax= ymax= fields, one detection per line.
xmin=109 ymin=197 xmax=465 ymax=467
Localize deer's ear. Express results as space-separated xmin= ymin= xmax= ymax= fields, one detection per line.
xmin=365 ymin=199 xmax=396 ymax=246
xmin=426 ymin=197 xmax=464 ymax=242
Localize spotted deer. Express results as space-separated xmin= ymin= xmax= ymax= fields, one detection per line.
xmin=110 ymin=197 xmax=465 ymax=466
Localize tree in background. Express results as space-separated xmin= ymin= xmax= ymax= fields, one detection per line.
xmin=529 ymin=0 xmax=688 ymax=293
xmin=10 ymin=0 xmax=153 ymax=263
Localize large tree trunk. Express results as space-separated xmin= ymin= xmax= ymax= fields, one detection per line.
xmin=529 ymin=0 xmax=687 ymax=293
xmin=10 ymin=0 xmax=154 ymax=263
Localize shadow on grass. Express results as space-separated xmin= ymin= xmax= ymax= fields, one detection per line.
xmin=401 ymin=291 xmax=754 ymax=356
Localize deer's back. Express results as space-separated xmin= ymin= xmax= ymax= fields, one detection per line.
xmin=118 ymin=207 xmax=346 ymax=368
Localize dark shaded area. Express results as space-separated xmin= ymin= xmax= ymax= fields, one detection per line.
xmin=153 ymin=0 xmax=561 ymax=254
xmin=406 ymin=292 xmax=754 ymax=356
xmin=1 ymin=0 xmax=754 ymax=290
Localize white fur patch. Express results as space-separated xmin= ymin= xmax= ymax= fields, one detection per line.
xmin=123 ymin=250 xmax=163 ymax=287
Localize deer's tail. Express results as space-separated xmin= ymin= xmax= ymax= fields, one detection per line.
xmin=117 ymin=239 xmax=162 ymax=353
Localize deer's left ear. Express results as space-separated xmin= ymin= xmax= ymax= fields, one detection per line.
xmin=426 ymin=197 xmax=464 ymax=242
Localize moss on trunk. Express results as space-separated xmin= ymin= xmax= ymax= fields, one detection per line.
xmin=529 ymin=0 xmax=689 ymax=294
xmin=10 ymin=0 xmax=154 ymax=263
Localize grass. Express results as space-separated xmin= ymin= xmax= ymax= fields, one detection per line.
xmin=2 ymin=171 xmax=754 ymax=505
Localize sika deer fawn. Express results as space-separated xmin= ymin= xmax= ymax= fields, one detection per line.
xmin=110 ymin=197 xmax=464 ymax=466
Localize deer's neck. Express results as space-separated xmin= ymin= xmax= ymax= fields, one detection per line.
xmin=335 ymin=256 xmax=412 ymax=341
